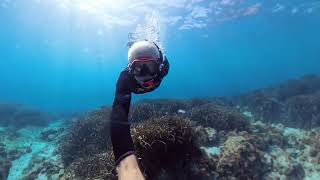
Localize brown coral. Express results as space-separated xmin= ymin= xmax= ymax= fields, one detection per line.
xmin=187 ymin=103 xmax=250 ymax=132
xmin=129 ymin=98 xmax=211 ymax=123
xmin=132 ymin=115 xmax=203 ymax=179
xmin=61 ymin=152 xmax=116 ymax=180
xmin=59 ymin=107 xmax=112 ymax=166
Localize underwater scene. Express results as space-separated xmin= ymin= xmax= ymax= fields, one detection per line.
xmin=1 ymin=0 xmax=320 ymax=179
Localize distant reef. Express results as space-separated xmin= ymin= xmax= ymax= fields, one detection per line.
xmin=231 ymin=74 xmax=320 ymax=129
xmin=0 ymin=103 xmax=53 ymax=128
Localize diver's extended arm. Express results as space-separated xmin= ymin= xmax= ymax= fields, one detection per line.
xmin=110 ymin=70 xmax=136 ymax=165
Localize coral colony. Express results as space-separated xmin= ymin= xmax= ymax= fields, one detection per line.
xmin=1 ymin=74 xmax=320 ymax=179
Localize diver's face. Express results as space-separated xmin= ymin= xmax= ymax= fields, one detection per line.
xmin=131 ymin=60 xmax=158 ymax=77
xmin=135 ymin=74 xmax=156 ymax=89
xmin=131 ymin=60 xmax=158 ymax=87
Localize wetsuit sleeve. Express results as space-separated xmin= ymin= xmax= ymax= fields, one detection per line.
xmin=110 ymin=70 xmax=135 ymax=166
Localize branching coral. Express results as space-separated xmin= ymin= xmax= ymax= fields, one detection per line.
xmin=187 ymin=103 xmax=250 ymax=132
xmin=129 ymin=99 xmax=190 ymax=123
xmin=129 ymin=98 xmax=212 ymax=123
xmin=59 ymin=107 xmax=112 ymax=166
xmin=62 ymin=152 xmax=116 ymax=180
xmin=131 ymin=115 xmax=203 ymax=179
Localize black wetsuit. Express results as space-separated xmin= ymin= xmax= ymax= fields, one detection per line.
xmin=110 ymin=67 xmax=163 ymax=165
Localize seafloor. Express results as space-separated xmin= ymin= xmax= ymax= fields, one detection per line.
xmin=0 ymin=74 xmax=320 ymax=180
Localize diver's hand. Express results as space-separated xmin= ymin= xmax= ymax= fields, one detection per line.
xmin=116 ymin=154 xmax=145 ymax=180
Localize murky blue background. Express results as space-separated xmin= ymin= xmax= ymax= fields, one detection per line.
xmin=0 ymin=0 xmax=319 ymax=113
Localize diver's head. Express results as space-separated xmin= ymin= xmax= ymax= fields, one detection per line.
xmin=128 ymin=40 xmax=163 ymax=88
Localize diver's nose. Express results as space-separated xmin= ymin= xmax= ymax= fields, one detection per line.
xmin=140 ymin=64 xmax=150 ymax=76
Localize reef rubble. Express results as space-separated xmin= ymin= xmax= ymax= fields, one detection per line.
xmin=0 ymin=120 xmax=65 ymax=180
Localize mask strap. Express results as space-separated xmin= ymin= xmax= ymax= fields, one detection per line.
xmin=152 ymin=42 xmax=164 ymax=63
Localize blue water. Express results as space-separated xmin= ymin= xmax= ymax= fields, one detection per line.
xmin=0 ymin=0 xmax=319 ymax=113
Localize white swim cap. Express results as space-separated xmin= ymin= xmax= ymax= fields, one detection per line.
xmin=128 ymin=41 xmax=160 ymax=64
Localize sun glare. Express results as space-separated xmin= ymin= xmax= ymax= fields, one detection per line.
xmin=57 ymin=0 xmax=132 ymax=14
xmin=55 ymin=0 xmax=141 ymax=27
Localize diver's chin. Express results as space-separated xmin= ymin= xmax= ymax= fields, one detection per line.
xmin=134 ymin=75 xmax=153 ymax=83
xmin=136 ymin=81 xmax=151 ymax=89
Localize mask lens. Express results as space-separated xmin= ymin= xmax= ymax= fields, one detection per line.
xmin=132 ymin=60 xmax=158 ymax=77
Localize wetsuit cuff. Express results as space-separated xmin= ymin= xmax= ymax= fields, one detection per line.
xmin=115 ymin=151 xmax=136 ymax=166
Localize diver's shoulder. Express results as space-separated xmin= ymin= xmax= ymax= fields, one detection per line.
xmin=119 ymin=67 xmax=131 ymax=77
xmin=118 ymin=67 xmax=135 ymax=84
xmin=121 ymin=67 xmax=130 ymax=73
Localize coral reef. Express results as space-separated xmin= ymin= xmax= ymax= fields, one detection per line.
xmin=3 ymin=74 xmax=320 ymax=179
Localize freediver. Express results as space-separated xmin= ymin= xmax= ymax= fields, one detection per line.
xmin=110 ymin=40 xmax=170 ymax=180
